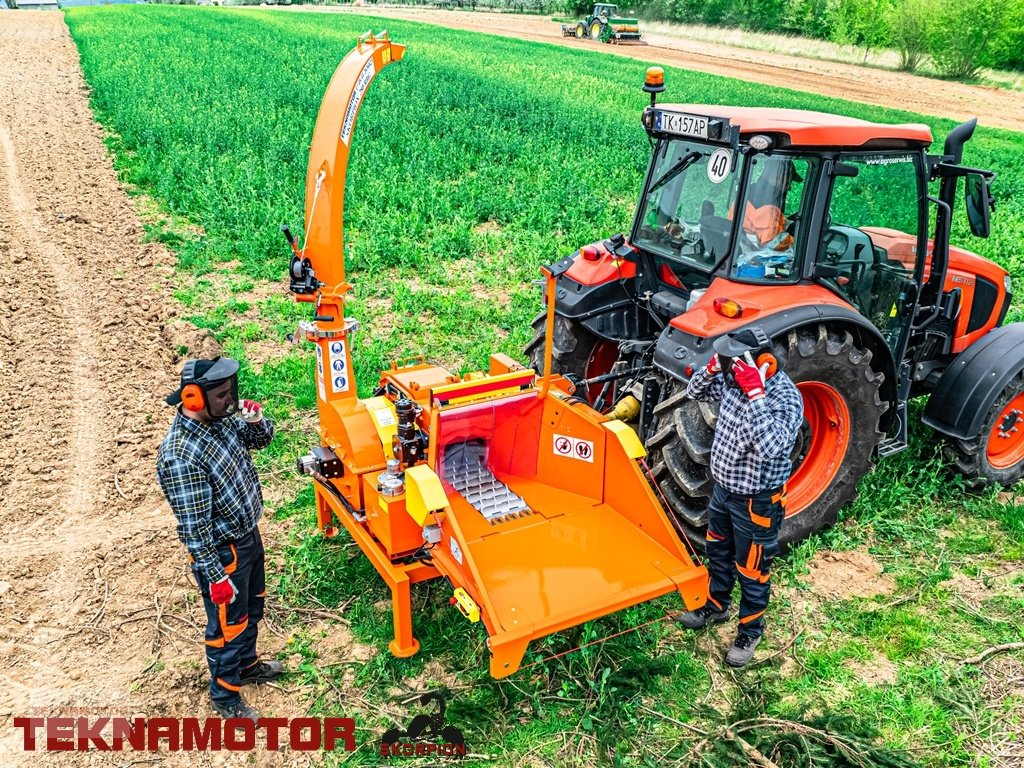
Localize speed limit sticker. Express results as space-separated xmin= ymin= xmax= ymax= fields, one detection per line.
xmin=707 ymin=148 xmax=732 ymax=183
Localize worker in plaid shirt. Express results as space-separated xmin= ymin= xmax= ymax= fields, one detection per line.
xmin=157 ymin=356 xmax=283 ymax=721
xmin=676 ymin=327 xmax=803 ymax=667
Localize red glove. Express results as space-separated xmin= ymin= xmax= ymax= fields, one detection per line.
xmin=705 ymin=354 xmax=722 ymax=376
xmin=732 ymin=357 xmax=768 ymax=401
xmin=240 ymin=399 xmax=263 ymax=423
xmin=209 ymin=576 xmax=237 ymax=605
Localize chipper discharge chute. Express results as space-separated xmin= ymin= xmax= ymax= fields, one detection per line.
xmin=285 ymin=34 xmax=707 ymax=678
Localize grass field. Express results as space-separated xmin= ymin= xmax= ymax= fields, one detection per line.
xmin=66 ymin=7 xmax=1024 ymax=766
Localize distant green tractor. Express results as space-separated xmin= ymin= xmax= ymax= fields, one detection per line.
xmin=561 ymin=4 xmax=646 ymax=45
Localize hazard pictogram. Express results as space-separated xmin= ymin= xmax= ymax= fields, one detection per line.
xmin=555 ymin=437 xmax=572 ymax=454
xmin=575 ymin=442 xmax=592 ymax=460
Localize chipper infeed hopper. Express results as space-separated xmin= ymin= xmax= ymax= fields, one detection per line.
xmin=287 ymin=34 xmax=708 ymax=678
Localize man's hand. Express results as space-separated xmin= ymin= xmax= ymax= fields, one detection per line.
xmin=240 ymin=399 xmax=264 ymax=423
xmin=732 ymin=356 xmax=768 ymax=401
xmin=705 ymin=354 xmax=722 ymax=376
xmin=210 ymin=576 xmax=238 ymax=605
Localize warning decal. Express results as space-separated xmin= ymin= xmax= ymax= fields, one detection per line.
xmin=315 ymin=346 xmax=326 ymax=402
xmin=327 ymin=340 xmax=350 ymax=393
xmin=553 ymin=434 xmax=595 ymax=463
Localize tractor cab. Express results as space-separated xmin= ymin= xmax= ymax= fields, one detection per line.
xmin=631 ymin=99 xmax=998 ymax=364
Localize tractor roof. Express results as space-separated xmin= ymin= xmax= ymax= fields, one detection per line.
xmin=667 ymin=105 xmax=933 ymax=148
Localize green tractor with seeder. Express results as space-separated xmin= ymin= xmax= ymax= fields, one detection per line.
xmin=561 ymin=3 xmax=646 ymax=45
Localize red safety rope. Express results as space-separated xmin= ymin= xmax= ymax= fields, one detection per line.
xmin=516 ymin=611 xmax=677 ymax=671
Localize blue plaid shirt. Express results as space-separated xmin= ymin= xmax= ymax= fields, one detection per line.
xmin=157 ymin=411 xmax=274 ymax=582
xmin=685 ymin=368 xmax=804 ymax=495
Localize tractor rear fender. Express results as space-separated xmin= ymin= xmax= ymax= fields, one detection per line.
xmin=549 ymin=272 xmax=640 ymax=342
xmin=922 ymin=323 xmax=1024 ymax=440
xmin=652 ymin=303 xmax=899 ymax=431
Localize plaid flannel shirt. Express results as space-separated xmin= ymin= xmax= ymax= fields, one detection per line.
xmin=156 ymin=411 xmax=274 ymax=582
xmin=685 ymin=367 xmax=804 ymax=495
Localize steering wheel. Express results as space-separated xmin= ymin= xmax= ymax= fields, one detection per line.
xmin=700 ymin=215 xmax=732 ymax=261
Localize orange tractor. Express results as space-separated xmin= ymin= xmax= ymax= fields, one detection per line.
xmin=286 ymin=38 xmax=708 ymax=678
xmin=528 ymin=68 xmax=1016 ymax=546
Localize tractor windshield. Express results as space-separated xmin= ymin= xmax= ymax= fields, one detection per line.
xmin=633 ymin=139 xmax=741 ymax=272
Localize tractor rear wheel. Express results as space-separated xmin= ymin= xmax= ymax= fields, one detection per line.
xmin=590 ymin=20 xmax=604 ymax=40
xmin=944 ymin=370 xmax=1024 ymax=488
xmin=525 ymin=313 xmax=618 ymax=403
xmin=647 ymin=325 xmax=887 ymax=547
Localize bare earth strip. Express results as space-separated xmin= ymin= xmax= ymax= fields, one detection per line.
xmin=301 ymin=6 xmax=1024 ymax=132
xmin=0 ymin=11 xmax=198 ymax=765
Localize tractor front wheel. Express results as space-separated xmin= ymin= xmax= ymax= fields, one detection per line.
xmin=945 ymin=371 xmax=1024 ymax=488
xmin=647 ymin=325 xmax=886 ymax=547
xmin=575 ymin=22 xmax=586 ymax=38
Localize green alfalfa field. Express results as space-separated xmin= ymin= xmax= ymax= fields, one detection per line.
xmin=65 ymin=6 xmax=1024 ymax=766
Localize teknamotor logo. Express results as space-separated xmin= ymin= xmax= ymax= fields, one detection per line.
xmin=379 ymin=693 xmax=466 ymax=759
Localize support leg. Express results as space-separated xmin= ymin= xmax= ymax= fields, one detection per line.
xmin=489 ymin=638 xmax=530 ymax=679
xmin=387 ymin=575 xmax=421 ymax=658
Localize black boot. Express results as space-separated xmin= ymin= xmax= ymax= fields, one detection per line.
xmin=239 ymin=659 xmax=286 ymax=685
xmin=676 ymin=603 xmax=730 ymax=629
xmin=212 ymin=697 xmax=259 ymax=723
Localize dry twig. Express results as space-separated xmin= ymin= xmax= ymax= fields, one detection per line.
xmin=961 ymin=642 xmax=1024 ymax=665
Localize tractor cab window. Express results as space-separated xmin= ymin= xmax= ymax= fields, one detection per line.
xmin=634 ymin=139 xmax=741 ymax=272
xmin=819 ymin=152 xmax=925 ymax=348
xmin=729 ymin=154 xmax=812 ymax=282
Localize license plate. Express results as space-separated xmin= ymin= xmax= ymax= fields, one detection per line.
xmin=656 ymin=111 xmax=708 ymax=139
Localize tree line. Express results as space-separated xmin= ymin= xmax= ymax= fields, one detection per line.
xmin=568 ymin=0 xmax=1023 ymax=79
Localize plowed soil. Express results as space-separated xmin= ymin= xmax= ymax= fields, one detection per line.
xmin=0 ymin=8 xmax=1019 ymax=766
xmin=315 ymin=6 xmax=1024 ymax=132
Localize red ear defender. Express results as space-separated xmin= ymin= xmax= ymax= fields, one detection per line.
xmin=180 ymin=383 xmax=206 ymax=412
xmin=756 ymin=352 xmax=779 ymax=379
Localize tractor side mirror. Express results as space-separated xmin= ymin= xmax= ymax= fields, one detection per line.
xmin=965 ymin=172 xmax=992 ymax=238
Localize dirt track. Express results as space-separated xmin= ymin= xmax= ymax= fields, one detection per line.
xmin=315 ymin=6 xmax=1024 ymax=132
xmin=0 ymin=8 xmax=1020 ymax=766
xmin=0 ymin=12 xmax=302 ymax=767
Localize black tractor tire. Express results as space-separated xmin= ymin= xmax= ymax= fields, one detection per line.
xmin=942 ymin=370 xmax=1024 ymax=489
xmin=524 ymin=313 xmax=618 ymax=399
xmin=590 ymin=20 xmax=605 ymax=40
xmin=647 ymin=324 xmax=887 ymax=548
xmin=575 ymin=22 xmax=586 ymax=39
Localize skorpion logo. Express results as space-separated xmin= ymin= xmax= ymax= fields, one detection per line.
xmin=379 ymin=693 xmax=465 ymax=759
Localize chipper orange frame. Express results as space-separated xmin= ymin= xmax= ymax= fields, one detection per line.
xmin=285 ymin=34 xmax=708 ymax=678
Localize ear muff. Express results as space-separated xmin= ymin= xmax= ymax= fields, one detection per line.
xmin=180 ymin=383 xmax=206 ymax=412
xmin=756 ymin=351 xmax=778 ymax=379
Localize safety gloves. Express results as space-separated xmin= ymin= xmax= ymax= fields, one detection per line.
xmin=240 ymin=399 xmax=264 ymax=423
xmin=705 ymin=353 xmax=722 ymax=376
xmin=732 ymin=357 xmax=768 ymax=401
xmin=210 ymin=575 xmax=238 ymax=605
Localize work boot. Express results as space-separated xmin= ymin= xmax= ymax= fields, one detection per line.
xmin=239 ymin=659 xmax=286 ymax=685
xmin=725 ymin=633 xmax=761 ymax=667
xmin=675 ymin=603 xmax=730 ymax=629
xmin=211 ymin=697 xmax=259 ymax=724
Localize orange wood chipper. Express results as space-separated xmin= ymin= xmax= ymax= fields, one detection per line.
xmin=285 ymin=33 xmax=708 ymax=678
